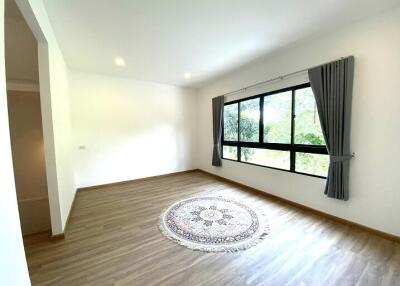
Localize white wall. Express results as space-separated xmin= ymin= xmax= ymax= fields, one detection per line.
xmin=196 ymin=7 xmax=400 ymax=236
xmin=16 ymin=0 xmax=75 ymax=234
xmin=69 ymin=70 xmax=196 ymax=188
xmin=0 ymin=0 xmax=31 ymax=284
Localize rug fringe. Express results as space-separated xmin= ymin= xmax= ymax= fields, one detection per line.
xmin=158 ymin=195 xmax=270 ymax=253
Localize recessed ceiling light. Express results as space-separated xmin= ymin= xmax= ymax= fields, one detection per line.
xmin=115 ymin=57 xmax=125 ymax=67
xmin=184 ymin=72 xmax=191 ymax=79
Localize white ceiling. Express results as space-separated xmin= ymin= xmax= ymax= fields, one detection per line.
xmin=43 ymin=0 xmax=399 ymax=87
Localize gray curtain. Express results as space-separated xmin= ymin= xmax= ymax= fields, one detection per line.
xmin=308 ymin=57 xmax=354 ymax=200
xmin=212 ymin=96 xmax=224 ymax=166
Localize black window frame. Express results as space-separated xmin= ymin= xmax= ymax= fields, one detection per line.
xmin=222 ymin=82 xmax=328 ymax=179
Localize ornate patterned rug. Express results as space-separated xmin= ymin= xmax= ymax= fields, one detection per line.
xmin=159 ymin=196 xmax=269 ymax=252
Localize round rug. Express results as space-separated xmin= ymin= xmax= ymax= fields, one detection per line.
xmin=159 ymin=196 xmax=269 ymax=252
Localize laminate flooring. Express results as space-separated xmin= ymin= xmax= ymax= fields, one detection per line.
xmin=24 ymin=171 xmax=400 ymax=286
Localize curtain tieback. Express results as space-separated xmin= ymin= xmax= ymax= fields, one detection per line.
xmin=330 ymin=154 xmax=353 ymax=163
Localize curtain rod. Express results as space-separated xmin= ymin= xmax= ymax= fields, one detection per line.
xmin=219 ymin=56 xmax=351 ymax=98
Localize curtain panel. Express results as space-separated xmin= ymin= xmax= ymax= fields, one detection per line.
xmin=308 ymin=57 xmax=355 ymax=200
xmin=212 ymin=96 xmax=224 ymax=166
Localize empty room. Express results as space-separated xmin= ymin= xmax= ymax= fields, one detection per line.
xmin=1 ymin=0 xmax=399 ymax=285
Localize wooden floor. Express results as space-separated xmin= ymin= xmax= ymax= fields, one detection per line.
xmin=24 ymin=171 xmax=400 ymax=286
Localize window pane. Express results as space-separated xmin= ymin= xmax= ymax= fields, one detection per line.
xmin=295 ymin=87 xmax=325 ymax=145
xmin=263 ymin=91 xmax=292 ymax=143
xmin=222 ymin=146 xmax=237 ymax=160
xmin=241 ymin=148 xmax=290 ymax=170
xmin=239 ymin=98 xmax=260 ymax=142
xmin=224 ymin=103 xmax=238 ymax=141
xmin=296 ymin=152 xmax=329 ymax=177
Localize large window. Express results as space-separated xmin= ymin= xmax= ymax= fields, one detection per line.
xmin=222 ymin=83 xmax=328 ymax=178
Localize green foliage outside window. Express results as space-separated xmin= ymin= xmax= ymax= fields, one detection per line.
xmin=296 ymin=153 xmax=329 ymax=177
xmin=263 ymin=91 xmax=291 ymax=143
xmin=239 ymin=98 xmax=259 ymax=160
xmin=222 ymin=85 xmax=328 ymax=177
xmin=223 ymin=104 xmax=238 ymax=141
xmin=295 ymin=87 xmax=325 ymax=145
xmin=239 ymin=98 xmax=259 ymax=142
xmin=294 ymin=88 xmax=327 ymax=176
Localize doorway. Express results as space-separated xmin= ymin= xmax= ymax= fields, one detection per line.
xmin=5 ymin=0 xmax=50 ymax=236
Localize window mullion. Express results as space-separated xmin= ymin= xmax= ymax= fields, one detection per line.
xmin=259 ymin=96 xmax=264 ymax=144
xmin=290 ymin=89 xmax=295 ymax=172
xmin=237 ymin=102 xmax=241 ymax=162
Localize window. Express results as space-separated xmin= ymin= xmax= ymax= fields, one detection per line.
xmin=241 ymin=148 xmax=290 ymax=170
xmin=263 ymin=91 xmax=291 ymax=144
xmin=239 ymin=98 xmax=260 ymax=142
xmin=222 ymin=83 xmax=328 ymax=178
xmin=223 ymin=145 xmax=237 ymax=160
xmin=294 ymin=87 xmax=325 ymax=145
xmin=223 ymin=103 xmax=238 ymax=141
xmin=295 ymin=152 xmax=329 ymax=177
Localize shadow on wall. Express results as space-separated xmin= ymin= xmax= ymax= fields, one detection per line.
xmin=7 ymin=90 xmax=51 ymax=235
